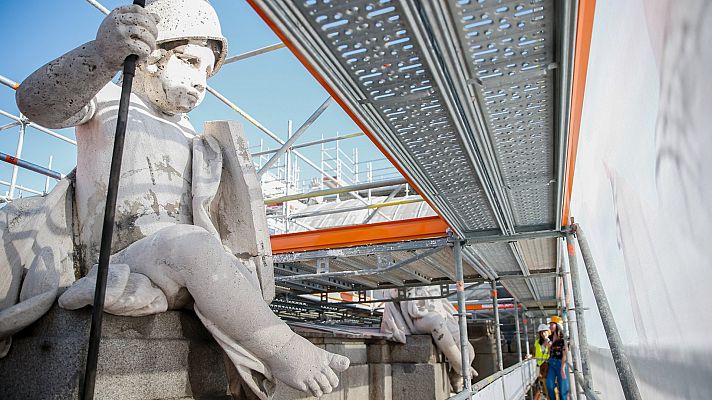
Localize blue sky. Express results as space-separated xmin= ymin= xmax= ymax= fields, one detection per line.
xmin=0 ymin=0 xmax=395 ymax=197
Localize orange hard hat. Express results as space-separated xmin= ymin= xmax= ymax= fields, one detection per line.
xmin=550 ymin=315 xmax=563 ymax=324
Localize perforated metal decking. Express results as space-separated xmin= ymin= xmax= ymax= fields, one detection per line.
xmin=251 ymin=0 xmax=577 ymax=310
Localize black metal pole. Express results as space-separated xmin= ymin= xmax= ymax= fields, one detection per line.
xmin=81 ymin=1 xmax=145 ymax=399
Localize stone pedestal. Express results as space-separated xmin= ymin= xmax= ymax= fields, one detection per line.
xmin=0 ymin=306 xmax=231 ymax=400
xmin=274 ymin=332 xmax=451 ymax=400
xmin=1 ymin=307 xmax=454 ymax=400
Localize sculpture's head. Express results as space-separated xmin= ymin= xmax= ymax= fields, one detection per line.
xmin=135 ymin=0 xmax=227 ymax=115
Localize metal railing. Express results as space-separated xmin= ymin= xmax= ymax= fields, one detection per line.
xmin=449 ymin=359 xmax=538 ymax=400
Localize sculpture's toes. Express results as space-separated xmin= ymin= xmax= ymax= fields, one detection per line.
xmin=306 ymin=353 xmax=346 ymax=396
xmin=307 ymin=378 xmax=323 ymax=398
xmin=315 ymin=373 xmax=333 ymax=395
xmin=329 ymin=353 xmax=350 ymax=372
xmin=323 ymin=364 xmax=340 ymax=389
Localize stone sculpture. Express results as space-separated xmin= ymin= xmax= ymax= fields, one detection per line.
xmin=2 ymin=1 xmax=349 ymax=398
xmin=379 ymin=286 xmax=477 ymax=391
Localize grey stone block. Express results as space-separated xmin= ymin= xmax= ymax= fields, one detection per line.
xmin=95 ymin=338 xmax=230 ymax=399
xmin=2 ymin=307 xmax=457 ymax=400
xmin=388 ymin=335 xmax=438 ymax=364
xmin=325 ymin=342 xmax=367 ymax=365
xmin=391 ymin=363 xmax=450 ymax=400
xmin=473 ymin=354 xmax=497 ymax=383
xmin=0 ymin=336 xmax=86 ymax=400
xmin=341 ymin=364 xmax=369 ymax=400
xmin=366 ymin=340 xmax=390 ymax=364
xmin=368 ymin=363 xmax=392 ymax=400
xmin=367 ymin=335 xmax=438 ymax=365
xmin=0 ymin=306 xmax=230 ymax=400
xmin=19 ymin=306 xmax=213 ymax=340
xmin=272 ymin=361 xmax=370 ymax=400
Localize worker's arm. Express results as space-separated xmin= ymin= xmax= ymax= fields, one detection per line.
xmin=16 ymin=5 xmax=157 ymax=128
xmin=561 ymin=343 xmax=568 ymax=379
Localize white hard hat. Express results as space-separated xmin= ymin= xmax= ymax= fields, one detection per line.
xmin=146 ymin=0 xmax=228 ymax=76
xmin=537 ymin=324 xmax=550 ymax=333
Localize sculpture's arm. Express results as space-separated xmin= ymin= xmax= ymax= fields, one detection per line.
xmin=16 ymin=41 xmax=115 ymax=129
xmin=16 ymin=5 xmax=158 ymax=129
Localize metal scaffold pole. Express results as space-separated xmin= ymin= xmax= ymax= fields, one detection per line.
xmin=8 ymin=121 xmax=26 ymax=199
xmin=264 ymin=178 xmax=406 ymax=205
xmin=257 ymin=97 xmax=332 ymax=177
xmin=492 ymin=280 xmax=503 ymax=372
xmin=453 ymin=239 xmax=472 ymax=398
xmin=283 ymin=120 xmax=292 ymax=234
xmin=560 ymin=239 xmax=580 ymax=399
xmin=523 ymin=315 xmax=530 ymax=355
xmin=566 ymin=231 xmax=595 ymax=395
xmin=514 ymin=300 xmax=522 ymax=361
xmin=524 ymin=314 xmax=533 ymax=400
xmin=207 ymin=85 xmax=390 ymax=219
xmin=0 ymin=151 xmax=64 ymax=181
xmin=513 ymin=299 xmax=527 ymax=397
xmin=574 ymin=224 xmax=642 ymax=400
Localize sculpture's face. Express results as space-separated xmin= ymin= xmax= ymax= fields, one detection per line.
xmin=138 ymin=42 xmax=215 ymax=115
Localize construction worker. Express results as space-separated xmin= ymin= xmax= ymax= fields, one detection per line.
xmin=533 ymin=324 xmax=550 ymax=400
xmin=546 ymin=316 xmax=569 ymax=400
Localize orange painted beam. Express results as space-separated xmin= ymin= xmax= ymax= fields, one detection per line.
xmin=454 ymin=303 xmax=521 ymax=311
xmin=245 ymin=0 xmax=450 ymax=230
xmin=270 ymin=216 xmax=448 ymax=254
xmin=561 ymin=0 xmax=597 ymax=226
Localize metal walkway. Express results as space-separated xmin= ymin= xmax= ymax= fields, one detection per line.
xmin=249 ymin=0 xmax=578 ymax=313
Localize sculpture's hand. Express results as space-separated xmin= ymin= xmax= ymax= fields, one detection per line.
xmin=96 ymin=5 xmax=159 ymax=70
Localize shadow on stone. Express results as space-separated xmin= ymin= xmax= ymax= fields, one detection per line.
xmin=0 ymin=305 xmax=231 ymax=400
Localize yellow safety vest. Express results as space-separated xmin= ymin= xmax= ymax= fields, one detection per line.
xmin=534 ymin=340 xmax=549 ymax=366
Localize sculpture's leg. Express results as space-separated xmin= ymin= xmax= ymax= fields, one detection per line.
xmin=111 ymin=225 xmax=349 ymax=396
xmin=413 ymin=313 xmax=475 ymax=379
xmin=447 ymin=319 xmax=476 ymax=372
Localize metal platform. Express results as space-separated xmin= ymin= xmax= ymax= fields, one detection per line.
xmin=274 ymin=237 xmax=474 ymax=292
xmin=250 ymin=0 xmax=577 ymax=311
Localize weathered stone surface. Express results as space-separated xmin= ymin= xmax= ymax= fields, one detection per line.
xmin=2 ymin=312 xmax=456 ymax=400
xmin=0 ymin=178 xmax=75 ymax=351
xmin=390 ymin=334 xmax=439 ymax=364
xmin=324 ymin=342 xmax=367 ymax=365
xmin=0 ymin=306 xmax=230 ymax=400
xmin=270 ymin=332 xmax=454 ymax=400
xmin=469 ymin=321 xmax=498 ymax=381
xmin=367 ymin=335 xmax=438 ymax=364
xmin=391 ymin=363 xmax=450 ymax=400
xmin=341 ymin=363 xmax=370 ymax=399
xmin=273 ymin=363 xmax=370 ymax=400
xmin=369 ymin=363 xmax=392 ymax=400
xmin=367 ymin=340 xmax=391 ymax=364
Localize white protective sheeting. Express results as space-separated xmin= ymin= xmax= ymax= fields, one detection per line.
xmin=569 ymin=0 xmax=712 ymax=398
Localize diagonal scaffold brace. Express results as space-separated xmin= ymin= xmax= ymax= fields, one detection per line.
xmin=81 ymin=1 xmax=146 ymax=399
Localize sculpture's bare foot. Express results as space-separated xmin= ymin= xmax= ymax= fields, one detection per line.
xmin=264 ymin=334 xmax=350 ymax=397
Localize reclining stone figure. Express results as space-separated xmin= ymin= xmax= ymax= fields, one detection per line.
xmin=0 ymin=1 xmax=349 ymax=398
xmin=380 ymin=286 xmax=477 ymax=392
